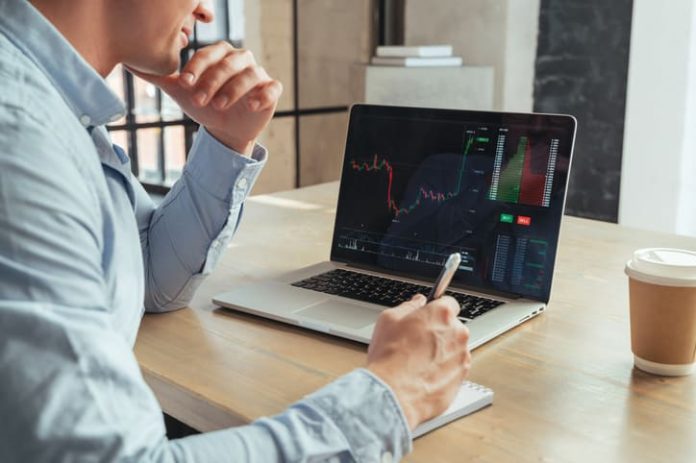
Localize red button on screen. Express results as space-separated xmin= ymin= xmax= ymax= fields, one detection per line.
xmin=517 ymin=215 xmax=532 ymax=226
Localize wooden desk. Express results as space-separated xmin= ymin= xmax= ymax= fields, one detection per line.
xmin=135 ymin=182 xmax=696 ymax=462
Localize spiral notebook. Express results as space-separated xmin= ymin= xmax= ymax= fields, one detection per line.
xmin=413 ymin=381 xmax=494 ymax=438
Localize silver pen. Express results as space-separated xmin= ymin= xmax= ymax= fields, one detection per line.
xmin=427 ymin=253 xmax=462 ymax=301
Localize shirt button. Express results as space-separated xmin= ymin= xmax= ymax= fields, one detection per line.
xmin=381 ymin=452 xmax=393 ymax=463
xmin=79 ymin=115 xmax=91 ymax=126
xmin=237 ymin=178 xmax=248 ymax=190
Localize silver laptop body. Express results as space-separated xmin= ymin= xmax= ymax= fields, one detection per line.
xmin=214 ymin=105 xmax=577 ymax=348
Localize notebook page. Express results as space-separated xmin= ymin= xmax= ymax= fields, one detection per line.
xmin=413 ymin=381 xmax=494 ymax=438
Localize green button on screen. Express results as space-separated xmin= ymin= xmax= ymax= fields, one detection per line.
xmin=500 ymin=213 xmax=514 ymax=223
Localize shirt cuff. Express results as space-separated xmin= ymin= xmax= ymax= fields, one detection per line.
xmin=302 ymin=368 xmax=413 ymax=462
xmin=183 ymin=127 xmax=267 ymax=203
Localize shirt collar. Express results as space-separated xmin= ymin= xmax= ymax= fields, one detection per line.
xmin=0 ymin=0 xmax=126 ymax=127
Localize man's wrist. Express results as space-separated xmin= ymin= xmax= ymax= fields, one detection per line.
xmin=205 ymin=127 xmax=256 ymax=156
xmin=367 ymin=364 xmax=420 ymax=430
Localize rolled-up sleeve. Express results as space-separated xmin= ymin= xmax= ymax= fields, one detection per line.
xmin=135 ymin=128 xmax=267 ymax=312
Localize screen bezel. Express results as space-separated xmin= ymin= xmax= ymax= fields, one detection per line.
xmin=329 ymin=104 xmax=577 ymax=303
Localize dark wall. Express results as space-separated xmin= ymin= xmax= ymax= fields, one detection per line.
xmin=533 ymin=0 xmax=634 ymax=222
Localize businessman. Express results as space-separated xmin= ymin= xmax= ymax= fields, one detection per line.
xmin=0 ymin=1 xmax=471 ymax=461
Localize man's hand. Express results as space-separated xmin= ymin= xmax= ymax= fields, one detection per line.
xmin=129 ymin=42 xmax=282 ymax=155
xmin=367 ymin=294 xmax=471 ymax=430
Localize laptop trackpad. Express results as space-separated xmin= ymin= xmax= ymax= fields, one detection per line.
xmin=295 ymin=301 xmax=379 ymax=329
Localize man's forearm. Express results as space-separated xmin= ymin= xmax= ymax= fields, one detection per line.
xmin=138 ymin=128 xmax=266 ymax=313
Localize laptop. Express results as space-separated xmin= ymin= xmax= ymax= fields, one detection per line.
xmin=214 ymin=104 xmax=577 ymax=348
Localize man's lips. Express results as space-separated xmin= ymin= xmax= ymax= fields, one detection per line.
xmin=180 ymin=27 xmax=192 ymax=47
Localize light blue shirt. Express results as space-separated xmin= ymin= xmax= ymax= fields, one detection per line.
xmin=0 ymin=1 xmax=411 ymax=461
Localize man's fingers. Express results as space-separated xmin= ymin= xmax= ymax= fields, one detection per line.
xmin=179 ymin=42 xmax=251 ymax=87
xmin=208 ymin=66 xmax=271 ymax=110
xmin=247 ymin=80 xmax=283 ymax=112
xmin=428 ymin=295 xmax=461 ymax=324
xmin=458 ymin=342 xmax=472 ymax=383
xmin=128 ymin=43 xmax=276 ymax=115
xmin=391 ymin=293 xmax=427 ymax=318
xmin=456 ymin=324 xmax=470 ymax=345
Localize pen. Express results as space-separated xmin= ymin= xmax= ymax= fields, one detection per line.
xmin=427 ymin=252 xmax=462 ymax=302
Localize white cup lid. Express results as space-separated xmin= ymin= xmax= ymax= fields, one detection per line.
xmin=625 ymin=248 xmax=696 ymax=287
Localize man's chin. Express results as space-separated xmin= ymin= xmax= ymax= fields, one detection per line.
xmin=124 ymin=56 xmax=180 ymax=77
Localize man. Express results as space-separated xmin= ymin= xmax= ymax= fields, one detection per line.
xmin=0 ymin=0 xmax=471 ymax=461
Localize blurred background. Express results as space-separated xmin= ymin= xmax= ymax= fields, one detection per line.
xmin=105 ymin=0 xmax=696 ymax=237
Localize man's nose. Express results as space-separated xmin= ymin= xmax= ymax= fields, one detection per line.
xmin=194 ymin=1 xmax=214 ymax=23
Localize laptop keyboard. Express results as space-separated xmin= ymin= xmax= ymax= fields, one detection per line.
xmin=291 ymin=269 xmax=504 ymax=322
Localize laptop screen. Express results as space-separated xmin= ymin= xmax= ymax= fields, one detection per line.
xmin=330 ymin=105 xmax=576 ymax=303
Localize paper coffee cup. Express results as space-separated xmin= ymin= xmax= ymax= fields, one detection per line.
xmin=625 ymin=248 xmax=696 ymax=376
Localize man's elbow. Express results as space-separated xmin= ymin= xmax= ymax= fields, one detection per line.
xmin=144 ymin=275 xmax=205 ymax=313
xmin=144 ymin=298 xmax=187 ymax=314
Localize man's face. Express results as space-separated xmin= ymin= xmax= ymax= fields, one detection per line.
xmin=114 ymin=0 xmax=213 ymax=75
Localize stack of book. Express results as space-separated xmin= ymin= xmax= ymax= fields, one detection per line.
xmin=370 ymin=44 xmax=462 ymax=67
